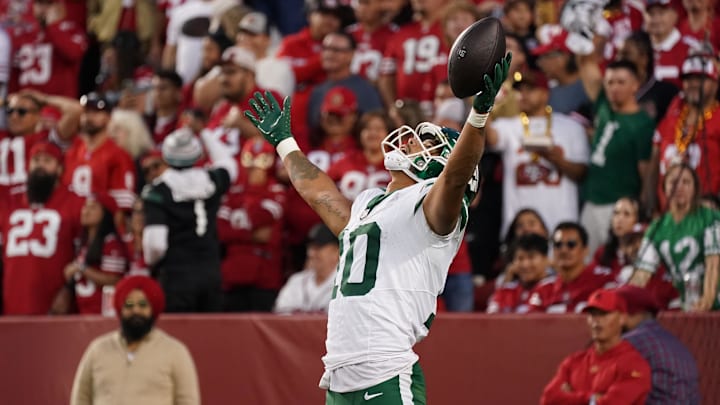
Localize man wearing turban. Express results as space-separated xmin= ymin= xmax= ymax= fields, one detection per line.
xmin=70 ymin=275 xmax=200 ymax=405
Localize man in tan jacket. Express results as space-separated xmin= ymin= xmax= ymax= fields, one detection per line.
xmin=70 ymin=275 xmax=200 ymax=405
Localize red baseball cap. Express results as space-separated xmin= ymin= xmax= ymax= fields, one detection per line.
xmin=321 ymin=86 xmax=358 ymax=116
xmin=616 ymin=285 xmax=660 ymax=314
xmin=532 ymin=30 xmax=570 ymax=57
xmin=29 ymin=141 xmax=63 ymax=163
xmin=583 ymin=289 xmax=628 ymax=313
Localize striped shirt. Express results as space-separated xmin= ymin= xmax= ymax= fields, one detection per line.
xmin=623 ymin=320 xmax=701 ymax=405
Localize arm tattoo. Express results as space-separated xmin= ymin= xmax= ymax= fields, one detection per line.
xmin=287 ymin=153 xmax=321 ymax=182
xmin=313 ymin=194 xmax=349 ymax=223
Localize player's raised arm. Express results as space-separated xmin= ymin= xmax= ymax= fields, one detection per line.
xmin=424 ymin=54 xmax=511 ymax=236
xmin=244 ymin=91 xmax=352 ymax=235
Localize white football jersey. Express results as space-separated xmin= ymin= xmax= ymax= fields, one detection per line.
xmin=319 ymin=179 xmax=466 ymax=392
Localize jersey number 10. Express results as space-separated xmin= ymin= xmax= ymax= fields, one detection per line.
xmin=332 ymin=222 xmax=381 ymax=298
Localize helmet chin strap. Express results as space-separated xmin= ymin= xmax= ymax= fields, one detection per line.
xmin=383 ymin=150 xmax=422 ymax=183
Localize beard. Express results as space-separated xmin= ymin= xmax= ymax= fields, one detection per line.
xmin=26 ymin=169 xmax=57 ymax=204
xmin=82 ymin=122 xmax=105 ymax=136
xmin=120 ymin=314 xmax=155 ymax=343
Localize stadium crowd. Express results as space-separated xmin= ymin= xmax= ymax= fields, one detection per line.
xmin=0 ymin=0 xmax=718 ymax=316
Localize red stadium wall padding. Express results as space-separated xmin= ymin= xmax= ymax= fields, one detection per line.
xmin=0 ymin=313 xmax=717 ymax=405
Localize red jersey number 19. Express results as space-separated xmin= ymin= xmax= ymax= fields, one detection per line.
xmin=402 ymin=36 xmax=440 ymax=74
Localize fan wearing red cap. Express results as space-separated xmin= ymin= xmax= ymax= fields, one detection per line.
xmin=70 ymin=275 xmax=200 ymax=404
xmin=616 ymin=285 xmax=701 ymax=403
xmin=283 ymin=85 xmax=361 ymax=269
xmin=64 ymin=193 xmax=128 ymax=314
xmin=216 ymin=138 xmax=286 ymax=310
xmin=327 ymin=111 xmax=392 ymax=201
xmin=541 ymin=289 xmax=652 ymax=404
xmin=1 ymin=142 xmax=87 ymax=315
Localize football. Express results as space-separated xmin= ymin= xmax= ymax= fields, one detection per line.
xmin=448 ymin=17 xmax=507 ymax=98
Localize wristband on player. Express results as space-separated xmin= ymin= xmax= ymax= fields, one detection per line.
xmin=276 ymin=138 xmax=300 ymax=160
xmin=466 ymin=109 xmax=489 ymax=129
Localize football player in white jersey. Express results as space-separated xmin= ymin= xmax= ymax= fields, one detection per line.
xmin=245 ymin=54 xmax=512 ymax=404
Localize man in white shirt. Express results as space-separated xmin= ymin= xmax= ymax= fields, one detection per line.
xmin=236 ymin=11 xmax=295 ymax=98
xmin=274 ymin=223 xmax=338 ymax=314
xmin=487 ymin=69 xmax=590 ymax=238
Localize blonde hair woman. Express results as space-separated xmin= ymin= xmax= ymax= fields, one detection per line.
xmin=108 ymin=109 xmax=154 ymax=159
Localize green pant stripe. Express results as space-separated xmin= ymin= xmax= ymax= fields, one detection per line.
xmin=410 ymin=362 xmax=426 ymax=404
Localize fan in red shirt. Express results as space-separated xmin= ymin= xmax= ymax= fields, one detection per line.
xmin=285 ymin=86 xmax=361 ymax=271
xmin=487 ymin=234 xmax=557 ymax=314
xmin=1 ymin=141 xmax=84 ymax=315
xmin=217 ymin=137 xmax=286 ymax=312
xmin=346 ymin=0 xmax=398 ymax=84
xmin=276 ymin=2 xmax=343 ymax=150
xmin=0 ymin=91 xmax=80 ymax=198
xmin=9 ymin=0 xmax=87 ymax=98
xmin=645 ymin=0 xmax=695 ymax=87
xmin=678 ymin=0 xmax=720 ymax=52
xmin=202 ymin=46 xmax=279 ymax=183
xmin=543 ymin=222 xmax=617 ymax=313
xmin=602 ymin=0 xmax=644 ymax=62
xmin=541 ymin=289 xmax=652 ymax=405
xmin=651 ymin=54 xmax=720 ymax=211
xmin=379 ymin=0 xmax=448 ymax=121
xmin=65 ymin=193 xmax=128 ymax=314
xmin=62 ymin=93 xmax=136 ymax=211
xmin=327 ymin=110 xmax=391 ymax=200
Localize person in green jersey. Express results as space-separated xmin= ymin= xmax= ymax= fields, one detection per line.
xmin=577 ymin=56 xmax=656 ymax=259
xmin=631 ymin=163 xmax=720 ymax=311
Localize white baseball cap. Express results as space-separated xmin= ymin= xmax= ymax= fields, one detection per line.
xmin=238 ymin=12 xmax=269 ymax=36
xmin=221 ymin=46 xmax=257 ymax=73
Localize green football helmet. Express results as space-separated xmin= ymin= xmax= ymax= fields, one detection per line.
xmin=382 ymin=122 xmax=479 ymax=199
